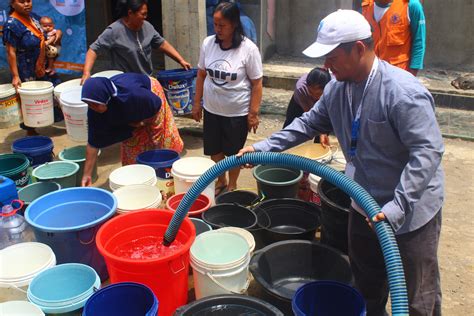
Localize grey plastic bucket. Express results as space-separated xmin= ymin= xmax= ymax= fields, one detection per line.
xmin=253 ymin=165 xmax=303 ymax=199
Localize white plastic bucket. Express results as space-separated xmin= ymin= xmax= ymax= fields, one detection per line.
xmin=0 ymin=301 xmax=45 ymax=315
xmin=113 ymin=184 xmax=162 ymax=214
xmin=190 ymin=230 xmax=250 ymax=299
xmin=217 ymin=227 xmax=255 ymax=255
xmin=91 ymin=70 xmax=123 ymax=78
xmin=53 ymin=78 xmax=81 ymax=104
xmin=171 ymin=157 xmax=216 ymax=205
xmin=17 ymin=81 xmax=54 ymax=127
xmin=109 ymin=164 xmax=157 ymax=191
xmin=0 ymin=242 xmax=56 ymax=301
xmin=60 ymin=86 xmax=88 ymax=142
xmin=0 ymin=83 xmax=21 ymax=128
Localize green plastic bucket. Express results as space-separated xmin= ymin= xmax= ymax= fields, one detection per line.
xmin=0 ymin=153 xmax=31 ymax=188
xmin=59 ymin=146 xmax=99 ymax=186
xmin=32 ymin=161 xmax=79 ymax=188
xmin=18 ymin=181 xmax=61 ymax=207
xmin=253 ymin=165 xmax=303 ymax=199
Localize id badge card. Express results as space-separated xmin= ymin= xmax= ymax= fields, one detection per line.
xmin=345 ymin=161 xmax=356 ymax=180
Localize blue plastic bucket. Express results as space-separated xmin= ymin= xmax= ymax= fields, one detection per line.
xmin=0 ymin=175 xmax=18 ymax=207
xmin=25 ymin=188 xmax=117 ymax=281
xmin=157 ymin=68 xmax=198 ymax=115
xmin=0 ymin=153 xmax=31 ymax=188
xmin=12 ymin=136 xmax=54 ymax=167
xmin=83 ymin=282 xmax=158 ymax=316
xmin=27 ymin=263 xmax=100 ymax=315
xmin=136 ymin=149 xmax=180 ymax=179
xmin=292 ymin=281 xmax=366 ymax=316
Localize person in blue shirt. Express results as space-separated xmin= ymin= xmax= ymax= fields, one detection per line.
xmin=206 ymin=0 xmax=257 ymax=44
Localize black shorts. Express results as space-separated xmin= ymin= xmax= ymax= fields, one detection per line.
xmin=203 ymin=109 xmax=248 ymax=156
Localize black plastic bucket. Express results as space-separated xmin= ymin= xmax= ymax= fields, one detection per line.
xmin=318 ymin=178 xmax=351 ymax=254
xmin=253 ymin=199 xmax=320 ymax=247
xmin=253 ymin=165 xmax=303 ymax=199
xmin=249 ymin=240 xmax=353 ymax=315
xmin=174 ymin=294 xmax=284 ymax=315
xmin=215 ymin=190 xmax=260 ymax=208
xmin=201 ymin=203 xmax=257 ymax=230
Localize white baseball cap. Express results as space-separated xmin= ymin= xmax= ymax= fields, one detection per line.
xmin=303 ymin=10 xmax=372 ymax=58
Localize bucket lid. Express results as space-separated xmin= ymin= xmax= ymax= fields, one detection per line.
xmin=91 ymin=70 xmax=123 ymax=78
xmin=171 ymin=157 xmax=215 ymax=179
xmin=191 ymin=230 xmax=249 ymax=268
xmin=53 ymin=79 xmax=81 ymax=96
xmin=17 ymin=81 xmax=53 ymax=91
xmin=0 ymin=83 xmax=16 ymax=98
xmin=60 ymin=86 xmax=86 ymax=107
xmin=217 ymin=227 xmax=255 ymax=254
xmin=113 ymin=184 xmax=162 ymax=212
xmin=0 ymin=242 xmax=55 ymax=281
xmin=0 ymin=301 xmax=45 ymax=316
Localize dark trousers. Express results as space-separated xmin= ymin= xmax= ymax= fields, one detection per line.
xmin=348 ymin=209 xmax=442 ymax=316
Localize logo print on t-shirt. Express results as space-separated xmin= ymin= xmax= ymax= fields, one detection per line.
xmin=206 ymin=59 xmax=237 ymax=86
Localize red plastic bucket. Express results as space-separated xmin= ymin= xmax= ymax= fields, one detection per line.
xmin=166 ymin=193 xmax=211 ymax=217
xmin=96 ymin=209 xmax=196 ymax=316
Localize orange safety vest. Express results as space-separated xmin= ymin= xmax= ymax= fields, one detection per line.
xmin=362 ymin=0 xmax=411 ymax=70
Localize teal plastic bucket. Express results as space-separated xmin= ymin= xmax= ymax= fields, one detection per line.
xmin=156 ymin=68 xmax=198 ymax=115
xmin=18 ymin=182 xmax=61 ymax=210
xmin=32 ymin=161 xmax=79 ymax=188
xmin=253 ymin=165 xmax=303 ymax=199
xmin=59 ymin=146 xmax=99 ymax=186
xmin=27 ymin=263 xmax=100 ymax=315
xmin=0 ymin=153 xmax=31 ymax=188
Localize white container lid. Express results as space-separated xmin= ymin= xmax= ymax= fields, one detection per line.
xmin=113 ymin=184 xmax=162 ymax=212
xmin=0 ymin=301 xmax=45 ymax=315
xmin=0 ymin=243 xmax=55 ymax=281
xmin=171 ymin=157 xmax=215 ymax=179
xmin=60 ymin=86 xmax=86 ymax=107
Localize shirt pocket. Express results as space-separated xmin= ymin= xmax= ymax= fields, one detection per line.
xmin=367 ymin=118 xmax=401 ymax=154
xmin=386 ymin=25 xmax=407 ymax=46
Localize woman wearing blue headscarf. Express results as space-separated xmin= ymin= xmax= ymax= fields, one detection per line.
xmin=81 ymin=73 xmax=183 ymax=186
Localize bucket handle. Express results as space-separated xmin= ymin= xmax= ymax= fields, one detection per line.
xmin=77 ymin=227 xmax=97 ymax=245
xmin=230 ymin=187 xmax=265 ymax=209
xmin=169 ymin=256 xmax=186 ymax=274
xmin=205 ymin=271 xmax=251 ymax=295
xmin=0 ymin=282 xmax=27 ymax=294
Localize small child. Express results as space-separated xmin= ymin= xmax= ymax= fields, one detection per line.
xmin=40 ymin=16 xmax=62 ymax=75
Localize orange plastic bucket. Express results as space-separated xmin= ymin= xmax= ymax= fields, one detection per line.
xmin=166 ymin=193 xmax=211 ymax=217
xmin=96 ymin=209 xmax=195 ymax=316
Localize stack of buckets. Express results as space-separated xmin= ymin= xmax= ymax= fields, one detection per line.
xmin=0 ymin=83 xmax=21 ymax=128
xmin=136 ymin=149 xmax=181 ymax=205
xmin=0 ymin=242 xmax=56 ymax=301
xmin=0 ymin=153 xmax=31 ymax=188
xmin=157 ymin=68 xmax=198 ymax=115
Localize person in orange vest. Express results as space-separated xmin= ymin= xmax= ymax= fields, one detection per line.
xmin=361 ymin=0 xmax=426 ymax=76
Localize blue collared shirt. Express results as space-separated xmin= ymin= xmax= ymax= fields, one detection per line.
xmin=253 ymin=60 xmax=444 ymax=234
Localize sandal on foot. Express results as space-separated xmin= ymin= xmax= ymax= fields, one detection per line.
xmin=215 ymin=184 xmax=228 ymax=197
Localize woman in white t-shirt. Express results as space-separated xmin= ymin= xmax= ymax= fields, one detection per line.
xmin=193 ymin=1 xmax=263 ymax=194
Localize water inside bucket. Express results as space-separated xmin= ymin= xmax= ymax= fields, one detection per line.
xmin=114 ymin=236 xmax=184 ymax=260
xmin=191 ymin=231 xmax=249 ymax=266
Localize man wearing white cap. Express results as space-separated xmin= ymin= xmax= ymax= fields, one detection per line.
xmin=238 ymin=9 xmax=443 ymax=316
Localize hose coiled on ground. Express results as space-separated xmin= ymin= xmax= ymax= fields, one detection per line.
xmin=164 ymin=152 xmax=409 ymax=315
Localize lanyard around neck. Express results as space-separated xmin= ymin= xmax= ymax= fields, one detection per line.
xmin=347 ymin=58 xmax=379 ymax=160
